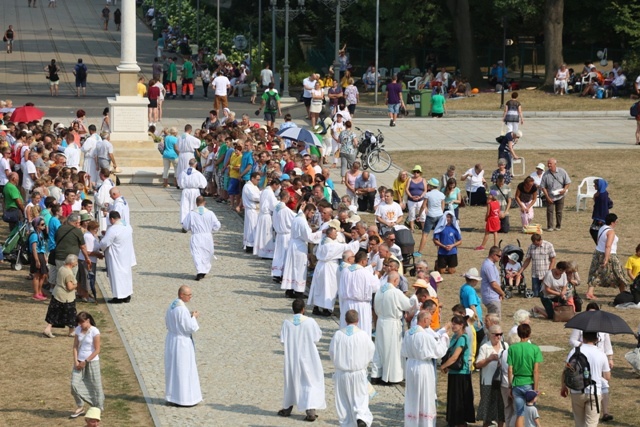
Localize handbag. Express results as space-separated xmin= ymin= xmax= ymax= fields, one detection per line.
xmin=2 ymin=208 xmax=21 ymax=223
xmin=442 ymin=334 xmax=467 ymax=371
xmin=491 ymin=342 xmax=506 ymax=389
xmin=553 ymin=303 xmax=575 ymax=322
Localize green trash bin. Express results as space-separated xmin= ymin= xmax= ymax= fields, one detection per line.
xmin=414 ymin=90 xmax=431 ymax=117
xmin=401 ymin=89 xmax=410 ymax=105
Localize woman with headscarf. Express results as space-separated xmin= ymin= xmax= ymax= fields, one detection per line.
xmin=586 ymin=213 xmax=629 ymax=300
xmin=589 ymin=178 xmax=612 ymax=244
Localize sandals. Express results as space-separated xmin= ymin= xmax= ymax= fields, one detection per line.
xmin=69 ymin=408 xmax=85 ymax=419
xmin=42 ymin=331 xmax=56 ymax=338
xmin=277 ymin=406 xmax=293 ymax=417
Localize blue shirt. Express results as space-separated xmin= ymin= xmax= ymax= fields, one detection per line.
xmin=240 ymin=151 xmax=254 ymax=181
xmin=481 ymin=257 xmax=501 ymax=303
xmin=326 ymin=178 xmax=335 ymax=190
xmin=48 ymin=216 xmax=61 ymax=251
xmin=29 ymin=231 xmax=47 ymax=254
xmin=354 ymin=174 xmax=377 ymax=190
xmin=459 ymin=283 xmax=483 ymax=330
xmin=433 ymin=224 xmax=461 ymax=255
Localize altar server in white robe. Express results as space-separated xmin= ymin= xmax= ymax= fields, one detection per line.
xmin=175 ymin=124 xmax=201 ymax=180
xmin=253 ymin=178 xmax=281 ymax=258
xmin=278 ymin=299 xmax=326 ymax=422
xmin=164 ymin=285 xmax=202 ymax=407
xmin=242 ymin=172 xmax=261 ymax=252
xmin=99 ymin=211 xmax=136 ymax=303
xmin=338 ymin=251 xmax=381 ymax=336
xmin=271 ymin=191 xmax=296 ymax=281
xmin=281 ymin=203 xmax=322 ymax=298
xmin=308 ymin=226 xmax=360 ymax=316
xmin=95 ymin=168 xmax=115 ymax=233
xmin=178 ymin=158 xmax=207 ymax=225
xmin=182 ymin=196 xmax=221 ymax=281
xmin=81 ymin=125 xmax=100 ymax=184
xmin=108 ymin=187 xmax=130 ymax=228
xmin=330 ymin=310 xmax=376 ymax=427
xmin=402 ymin=310 xmax=450 ymax=427
xmin=371 ymin=271 xmax=412 ymax=384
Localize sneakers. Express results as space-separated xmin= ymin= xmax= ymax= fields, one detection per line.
xmin=546 ymin=228 xmax=554 ymax=232
xmin=33 ymin=293 xmax=47 ymax=301
xmin=555 ymin=227 xmax=561 ymax=231
xmin=474 ymin=246 xmax=485 ymax=251
xmin=390 ymin=119 xmax=393 ymax=127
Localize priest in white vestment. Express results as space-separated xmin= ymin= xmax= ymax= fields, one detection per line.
xmin=281 ymin=203 xmax=322 ymax=298
xmin=94 ymin=168 xmax=115 ymax=234
xmin=242 ymin=173 xmax=261 ymax=251
xmin=175 ymin=125 xmax=201 ymax=180
xmin=307 ymin=227 xmax=360 ymax=316
xmin=338 ymin=251 xmax=381 ymax=336
xmin=278 ymin=299 xmax=326 ymax=422
xmin=253 ymin=179 xmax=280 ymax=258
xmin=178 ymin=158 xmax=207 ymax=226
xmin=402 ymin=311 xmax=450 ymax=427
xmin=81 ymin=126 xmax=100 ymax=185
xmin=271 ymin=191 xmax=296 ymax=281
xmin=99 ymin=211 xmax=136 ymax=303
xmin=165 ymin=285 xmax=202 ymax=406
xmin=329 ymin=310 xmax=375 ymax=427
xmin=371 ymin=271 xmax=412 ymax=384
xmin=107 ymin=187 xmax=131 ymax=228
xmin=182 ymin=196 xmax=221 ymax=281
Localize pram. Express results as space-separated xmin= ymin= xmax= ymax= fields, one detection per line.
xmin=1 ymin=222 xmax=30 ymax=270
xmin=499 ymin=240 xmax=533 ymax=299
xmin=394 ymin=226 xmax=416 ymax=276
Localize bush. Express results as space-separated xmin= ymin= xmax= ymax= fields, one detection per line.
xmin=289 ymin=67 xmax=316 ymax=87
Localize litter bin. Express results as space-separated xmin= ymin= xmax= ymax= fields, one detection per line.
xmin=402 ymin=89 xmax=410 ymax=105
xmin=414 ymin=90 xmax=431 ymax=117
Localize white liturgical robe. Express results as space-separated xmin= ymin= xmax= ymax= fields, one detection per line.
xmin=329 ymin=325 xmax=375 ymax=427
xmin=175 ymin=133 xmax=201 ymax=179
xmin=242 ymin=181 xmax=260 ymax=249
xmin=108 ymin=195 xmax=131 ymax=228
xmin=338 ymin=264 xmax=380 ymax=336
xmin=183 ymin=206 xmax=221 ymax=275
xmin=307 ymin=238 xmax=360 ymax=310
xmin=81 ymin=133 xmax=100 ymax=184
xmin=164 ymin=298 xmax=202 ymax=406
xmin=253 ymin=186 xmax=277 ymax=258
xmin=401 ymin=326 xmax=450 ymax=427
xmin=371 ymin=283 xmax=412 ymax=383
xmin=281 ymin=214 xmax=322 ymax=292
xmin=178 ymin=167 xmax=207 ymax=224
xmin=99 ymin=221 xmax=136 ymax=299
xmin=94 ymin=178 xmax=115 ymax=233
xmin=281 ymin=314 xmax=326 ymax=412
xmin=271 ymin=202 xmax=295 ymax=277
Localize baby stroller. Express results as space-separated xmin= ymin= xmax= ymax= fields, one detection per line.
xmin=394 ymin=226 xmax=416 ymax=276
xmin=499 ymin=241 xmax=532 ymax=299
xmin=1 ymin=222 xmax=30 ymax=271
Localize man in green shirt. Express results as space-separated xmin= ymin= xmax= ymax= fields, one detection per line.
xmin=258 ymin=82 xmax=282 ymax=127
xmin=507 ymin=323 xmax=543 ymax=427
xmin=181 ymin=57 xmax=194 ymax=99
xmin=167 ymin=57 xmax=178 ymax=99
xmin=3 ymin=172 xmax=24 ymax=230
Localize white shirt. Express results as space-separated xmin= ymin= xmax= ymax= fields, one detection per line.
xmin=613 ymin=74 xmax=627 ymax=86
xmin=595 ymin=226 xmax=618 ymax=254
xmin=96 ymin=138 xmax=114 ymax=160
xmin=302 ymin=77 xmax=315 ymax=97
xmin=212 ymin=75 xmax=230 ymax=96
xmin=74 ymin=326 xmax=100 ymax=361
xmin=424 ymin=190 xmax=445 ymax=218
xmin=259 ymin=68 xmax=273 ymax=86
xmin=79 ymin=231 xmax=98 ymax=263
xmin=566 ymin=343 xmax=610 ymax=394
xmin=22 ymin=160 xmax=37 ymax=191
xmin=375 ymin=201 xmax=403 ymax=225
xmin=542 ymin=269 xmax=567 ymax=298
xmin=529 ymin=171 xmax=543 ymax=186
xmin=464 ymin=167 xmax=485 ymax=192
xmin=0 ymin=157 xmax=10 ymax=185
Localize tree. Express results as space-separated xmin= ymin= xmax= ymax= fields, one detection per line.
xmin=445 ymin=0 xmax=484 ymax=86
xmin=543 ymin=0 xmax=564 ymax=86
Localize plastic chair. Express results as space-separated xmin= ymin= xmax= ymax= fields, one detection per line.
xmin=407 ymin=77 xmax=421 ymax=90
xmin=576 ymin=176 xmax=601 ymax=211
xmin=511 ymin=157 xmax=525 ymax=176
xmin=391 ymin=67 xmax=401 ymax=77
xmin=378 ymin=67 xmax=388 ymax=78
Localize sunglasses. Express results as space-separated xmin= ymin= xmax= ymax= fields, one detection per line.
xmin=493 ymin=333 xmax=503 ymax=337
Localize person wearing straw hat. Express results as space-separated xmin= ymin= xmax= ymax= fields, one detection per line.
xmin=530 ymin=163 xmax=545 ymax=186
xmin=414 ymin=178 xmax=444 ymax=257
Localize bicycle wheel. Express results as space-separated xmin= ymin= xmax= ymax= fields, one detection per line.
xmin=367 ymin=148 xmax=392 ymax=173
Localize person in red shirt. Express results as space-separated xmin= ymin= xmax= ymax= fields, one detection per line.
xmin=285 ymin=178 xmax=303 ymax=211
xmin=60 ymin=188 xmax=77 ymax=218
xmin=147 ymin=79 xmax=161 ymax=126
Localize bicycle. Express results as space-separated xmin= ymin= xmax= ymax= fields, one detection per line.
xmin=355 ymin=127 xmax=392 ymax=173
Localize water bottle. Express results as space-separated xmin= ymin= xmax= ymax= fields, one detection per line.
xmin=584 ymin=367 xmax=590 ymax=380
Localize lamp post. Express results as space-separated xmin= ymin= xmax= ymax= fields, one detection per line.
xmin=500 ymin=17 xmax=506 ymax=109
xmin=318 ymin=0 xmax=357 ymax=85
xmin=196 ymin=0 xmax=200 ymax=45
xmin=374 ymin=0 xmax=379 ymax=104
xmin=270 ymin=0 xmax=305 ymax=98
xmin=258 ymin=0 xmax=262 ymax=70
xmin=217 ymin=0 xmax=220 ymax=51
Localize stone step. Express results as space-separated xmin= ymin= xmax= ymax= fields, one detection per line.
xmin=114 ymin=167 xmax=166 ymax=185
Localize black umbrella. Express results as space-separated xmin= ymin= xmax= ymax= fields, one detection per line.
xmin=564 ymin=310 xmax=634 ymax=335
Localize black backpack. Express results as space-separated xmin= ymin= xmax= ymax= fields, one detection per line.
xmin=76 ymin=64 xmax=87 ymax=80
xmin=266 ymin=92 xmax=278 ymax=111
xmin=630 ymin=275 xmax=640 ymax=304
xmin=564 ymin=345 xmax=599 ymax=412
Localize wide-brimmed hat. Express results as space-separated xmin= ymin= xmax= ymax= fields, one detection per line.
xmin=413 ymin=279 xmax=429 ymax=288
xmin=85 ymin=407 xmax=101 ymax=420
xmin=536 ymin=163 xmax=545 ymax=170
xmin=292 ymin=167 xmax=303 ymax=175
xmin=427 ymin=177 xmax=439 ymax=187
xmin=463 ymin=267 xmax=481 ymax=281
xmin=327 ymin=219 xmax=341 ymax=230
xmin=412 ymin=165 xmax=422 ymax=172
xmin=79 ymin=210 xmax=92 ymax=222
xmin=508 ymin=253 xmax=519 ymax=262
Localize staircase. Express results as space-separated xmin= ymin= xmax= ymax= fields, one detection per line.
xmin=111 ymin=139 xmax=167 ymax=185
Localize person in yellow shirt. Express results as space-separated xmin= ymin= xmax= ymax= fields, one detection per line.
xmin=227 ymin=144 xmax=243 ymax=211
xmin=624 ymin=243 xmax=640 ymax=281
xmin=392 ymin=170 xmax=409 ymax=209
xmin=137 ymin=76 xmax=147 ymax=97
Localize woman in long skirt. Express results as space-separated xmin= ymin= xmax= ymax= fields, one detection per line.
xmin=586 ymin=213 xmax=629 ymax=300
xmin=43 ymin=254 xmax=79 ymax=338
xmin=70 ymin=311 xmax=104 ymax=418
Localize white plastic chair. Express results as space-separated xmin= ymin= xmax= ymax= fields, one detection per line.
xmin=378 ymin=67 xmax=388 ymax=78
xmin=391 ymin=67 xmax=401 ymax=77
xmin=407 ymin=76 xmax=421 ymax=90
xmin=511 ymin=157 xmax=525 ymax=176
xmin=576 ymin=176 xmax=601 ymax=211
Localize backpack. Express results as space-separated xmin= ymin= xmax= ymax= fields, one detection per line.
xmin=630 ymin=275 xmax=640 ymax=304
xmin=563 ymin=345 xmax=599 ymax=412
xmin=331 ymin=189 xmax=341 ymax=210
xmin=76 ymin=64 xmax=87 ymax=81
xmin=266 ymin=91 xmax=278 ymax=111
xmin=630 ymin=101 xmax=639 ymax=117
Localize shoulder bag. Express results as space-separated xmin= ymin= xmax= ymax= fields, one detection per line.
xmin=491 ymin=341 xmax=506 ymax=389
xmin=442 ymin=334 xmax=467 ymax=371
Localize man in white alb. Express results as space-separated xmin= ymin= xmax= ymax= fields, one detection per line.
xmin=94 ymin=168 xmax=115 ymax=233
xmin=253 ymin=178 xmax=281 ymax=258
xmin=371 ymin=271 xmax=412 ymax=384
xmin=178 ymin=158 xmax=207 ymax=229
xmin=183 ymin=196 xmax=221 ymax=281
xmin=338 ymin=251 xmax=381 ymax=336
xmin=81 ymin=124 xmax=100 ymax=185
xmin=99 ymin=211 xmax=136 ymax=304
xmin=242 ymin=172 xmax=261 ymax=252
xmin=107 ymin=186 xmax=130 ymax=227
xmin=330 ymin=309 xmax=375 ymax=427
xmin=175 ymin=124 xmax=201 ymax=180
xmin=271 ymin=191 xmax=296 ymax=282
xmin=165 ymin=285 xmax=202 ymax=407
xmin=278 ymin=299 xmax=326 ymax=422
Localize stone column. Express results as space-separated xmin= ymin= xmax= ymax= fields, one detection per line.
xmin=108 ymin=0 xmax=149 ymax=142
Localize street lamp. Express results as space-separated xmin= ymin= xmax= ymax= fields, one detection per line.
xmin=318 ymin=0 xmax=357 ymax=85
xmin=270 ymin=0 xmax=305 ymax=98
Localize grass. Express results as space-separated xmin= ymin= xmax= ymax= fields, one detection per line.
xmin=391 ymin=149 xmax=640 ymax=426
xmin=0 ymin=265 xmax=153 ymax=426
